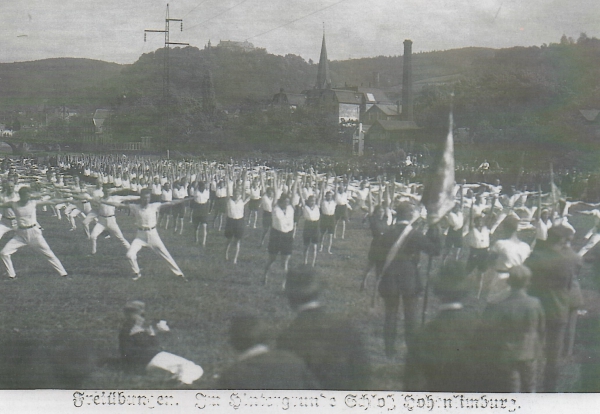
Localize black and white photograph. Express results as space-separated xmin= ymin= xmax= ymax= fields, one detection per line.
xmin=1 ymin=0 xmax=600 ymax=410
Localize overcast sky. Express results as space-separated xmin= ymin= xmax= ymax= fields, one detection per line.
xmin=1 ymin=0 xmax=598 ymax=64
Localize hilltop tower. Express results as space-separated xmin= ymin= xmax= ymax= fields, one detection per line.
xmin=315 ymin=30 xmax=331 ymax=90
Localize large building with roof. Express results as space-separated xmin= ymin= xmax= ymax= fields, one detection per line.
xmin=273 ymin=32 xmax=398 ymax=124
xmin=271 ymin=32 xmax=423 ymax=154
xmin=299 ymin=33 xmax=400 ymax=124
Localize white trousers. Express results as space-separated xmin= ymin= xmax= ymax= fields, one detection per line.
xmin=1 ymin=227 xmax=68 ymax=277
xmin=126 ymin=229 xmax=183 ymax=276
xmin=82 ymin=211 xmax=98 ymax=227
xmin=0 ymin=220 xmax=15 ymax=240
xmin=82 ymin=201 xmax=92 ymax=214
xmin=90 ymin=217 xmax=131 ymax=254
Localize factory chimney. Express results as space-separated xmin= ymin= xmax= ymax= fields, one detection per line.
xmin=372 ymin=72 xmax=380 ymax=89
xmin=401 ymin=39 xmax=413 ymax=122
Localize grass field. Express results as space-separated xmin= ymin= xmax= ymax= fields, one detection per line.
xmin=0 ymin=203 xmax=598 ymax=390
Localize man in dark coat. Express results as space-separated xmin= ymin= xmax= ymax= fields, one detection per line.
xmin=525 ymin=225 xmax=581 ymax=392
xmin=410 ymin=260 xmax=479 ymax=392
xmin=377 ymin=202 xmax=441 ymax=357
xmin=478 ymin=265 xmax=545 ymax=392
xmin=278 ymin=265 xmax=370 ymax=390
xmin=218 ymin=314 xmax=318 ymax=389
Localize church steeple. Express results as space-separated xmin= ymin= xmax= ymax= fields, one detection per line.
xmin=315 ymin=27 xmax=331 ymax=90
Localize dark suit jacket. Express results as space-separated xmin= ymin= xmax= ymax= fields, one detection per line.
xmin=526 ymin=244 xmax=581 ymax=324
xmin=118 ymin=321 xmax=160 ymax=373
xmin=480 ymin=290 xmax=545 ymax=362
xmin=412 ymin=307 xmax=480 ymax=392
xmin=217 ymin=348 xmax=319 ymax=390
xmin=277 ymin=305 xmax=370 ymax=390
xmin=378 ymin=223 xmax=441 ymax=298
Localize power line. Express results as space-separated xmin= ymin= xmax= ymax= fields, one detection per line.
xmin=183 ymin=0 xmax=213 ymax=18
xmin=246 ymin=0 xmax=351 ymax=41
xmin=144 ymin=4 xmax=189 ymax=155
xmin=186 ymin=0 xmax=251 ymax=31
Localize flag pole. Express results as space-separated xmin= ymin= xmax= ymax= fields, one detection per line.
xmin=421 ymin=255 xmax=434 ymax=325
xmin=421 ymin=97 xmax=454 ymax=326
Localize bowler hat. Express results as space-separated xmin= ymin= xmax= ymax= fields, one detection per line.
xmin=124 ymin=300 xmax=145 ymax=314
xmin=285 ymin=265 xmax=320 ymax=304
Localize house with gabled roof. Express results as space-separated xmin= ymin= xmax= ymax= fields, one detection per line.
xmin=363 ymin=103 xmax=402 ymax=124
xmin=272 ymin=89 xmax=307 ymax=111
xmin=356 ymin=87 xmax=394 ymax=113
xmin=318 ymin=89 xmax=362 ymax=123
xmin=366 ymin=119 xmax=421 ymax=152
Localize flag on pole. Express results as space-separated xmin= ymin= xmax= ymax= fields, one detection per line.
xmin=549 ymin=163 xmax=565 ymax=216
xmin=421 ymin=110 xmax=456 ymax=225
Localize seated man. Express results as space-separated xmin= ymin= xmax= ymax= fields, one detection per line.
xmin=118 ymin=300 xmax=203 ymax=385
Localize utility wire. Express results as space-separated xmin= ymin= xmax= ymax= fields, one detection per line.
xmin=186 ymin=0 xmax=251 ymax=31
xmin=183 ymin=0 xmax=213 ymax=18
xmin=246 ymin=0 xmax=351 ymax=41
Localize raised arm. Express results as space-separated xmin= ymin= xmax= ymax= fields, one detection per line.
xmin=535 ymin=185 xmax=542 ymax=221
xmin=317 ymin=179 xmax=326 ymax=206
xmin=226 ymin=173 xmax=233 ymax=199
xmin=34 ymin=196 xmax=75 ymax=207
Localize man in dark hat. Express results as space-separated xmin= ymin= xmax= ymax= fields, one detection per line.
xmin=525 ymin=224 xmax=581 ymax=391
xmin=278 ymin=265 xmax=370 ymax=390
xmin=218 ymin=314 xmax=318 ymax=389
xmin=377 ymin=202 xmax=441 ymax=357
xmin=409 ymin=260 xmax=479 ymax=391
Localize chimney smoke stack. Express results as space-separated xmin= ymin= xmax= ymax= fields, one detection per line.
xmin=401 ymin=39 xmax=413 ymax=122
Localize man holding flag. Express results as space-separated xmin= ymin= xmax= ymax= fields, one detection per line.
xmin=376 ymin=110 xmax=455 ymax=357
xmin=377 ymin=202 xmax=441 ymax=357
